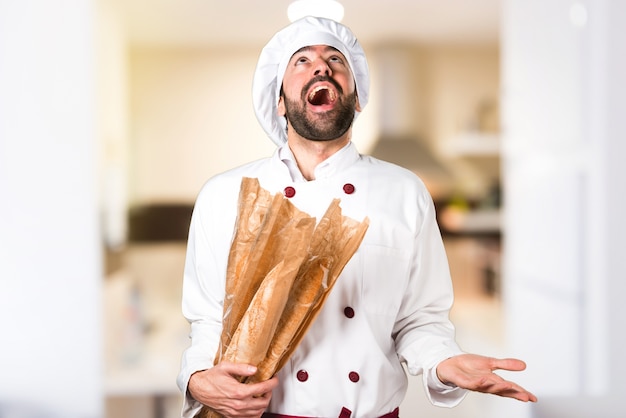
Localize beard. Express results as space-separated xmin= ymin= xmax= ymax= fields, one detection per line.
xmin=283 ymin=77 xmax=357 ymax=141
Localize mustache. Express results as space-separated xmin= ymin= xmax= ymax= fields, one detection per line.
xmin=301 ymin=75 xmax=344 ymax=98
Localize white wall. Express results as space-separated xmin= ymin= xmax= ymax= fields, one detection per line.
xmin=603 ymin=0 xmax=626 ymax=396
xmin=425 ymin=46 xmax=501 ymax=148
xmin=424 ymin=45 xmax=501 ymax=198
xmin=128 ymin=47 xmax=276 ymax=204
xmin=0 ymin=0 xmax=103 ymax=416
xmin=99 ymin=0 xmax=130 ymax=250
xmin=502 ymin=0 xmax=626 ymax=413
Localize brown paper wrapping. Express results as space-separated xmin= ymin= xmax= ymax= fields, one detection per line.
xmin=197 ymin=178 xmax=369 ymax=418
xmin=248 ymin=199 xmax=369 ymax=383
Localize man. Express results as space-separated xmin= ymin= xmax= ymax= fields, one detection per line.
xmin=177 ymin=16 xmax=536 ymax=418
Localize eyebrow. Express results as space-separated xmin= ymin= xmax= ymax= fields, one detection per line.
xmin=292 ymin=45 xmax=341 ymax=56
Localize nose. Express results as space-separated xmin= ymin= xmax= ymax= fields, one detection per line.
xmin=312 ymin=58 xmax=331 ymax=76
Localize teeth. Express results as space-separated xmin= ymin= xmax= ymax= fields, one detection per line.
xmin=308 ymin=86 xmax=336 ymax=102
xmin=308 ymin=86 xmax=324 ymax=101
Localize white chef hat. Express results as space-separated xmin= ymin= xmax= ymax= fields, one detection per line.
xmin=252 ymin=16 xmax=370 ymax=146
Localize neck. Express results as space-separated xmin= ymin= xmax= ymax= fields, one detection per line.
xmin=287 ymin=132 xmax=350 ymax=181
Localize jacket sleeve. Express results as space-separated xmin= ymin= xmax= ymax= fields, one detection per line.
xmin=176 ymin=182 xmax=237 ymax=417
xmin=393 ymin=190 xmax=468 ymax=407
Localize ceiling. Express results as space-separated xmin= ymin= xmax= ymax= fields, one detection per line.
xmin=112 ymin=0 xmax=501 ymax=47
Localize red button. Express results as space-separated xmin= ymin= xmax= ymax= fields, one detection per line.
xmin=348 ymin=371 xmax=360 ymax=382
xmin=343 ymin=183 xmax=355 ymax=194
xmin=339 ymin=408 xmax=352 ymax=418
xmin=284 ymin=186 xmax=296 ymax=198
xmin=344 ymin=307 xmax=355 ymax=318
xmin=296 ymin=369 xmax=309 ymax=382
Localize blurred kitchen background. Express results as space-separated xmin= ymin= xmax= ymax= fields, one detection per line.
xmin=1 ymin=0 xmax=625 ymax=417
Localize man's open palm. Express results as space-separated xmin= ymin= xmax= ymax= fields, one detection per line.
xmin=437 ymin=354 xmax=538 ymax=402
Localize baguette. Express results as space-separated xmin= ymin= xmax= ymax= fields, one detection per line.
xmin=201 ymin=182 xmax=369 ymax=418
xmin=248 ymin=200 xmax=369 ymax=382
xmin=249 ymin=255 xmax=330 ymax=383
xmin=217 ymin=179 xmax=314 ymax=363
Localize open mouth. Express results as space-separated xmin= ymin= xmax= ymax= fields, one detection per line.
xmin=307 ymin=86 xmax=337 ymax=106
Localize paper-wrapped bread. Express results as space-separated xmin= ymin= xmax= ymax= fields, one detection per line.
xmin=197 ymin=178 xmax=368 ymax=418
xmin=217 ymin=179 xmax=314 ymax=363
xmin=248 ymin=199 xmax=369 ymax=383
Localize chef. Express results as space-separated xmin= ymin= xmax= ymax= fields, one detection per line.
xmin=177 ymin=16 xmax=536 ymax=418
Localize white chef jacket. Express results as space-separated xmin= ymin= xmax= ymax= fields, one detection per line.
xmin=177 ymin=142 xmax=467 ymax=418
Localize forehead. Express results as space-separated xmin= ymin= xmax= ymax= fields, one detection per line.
xmin=290 ymin=45 xmax=345 ymax=60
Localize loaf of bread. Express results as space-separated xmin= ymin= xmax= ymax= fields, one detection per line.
xmin=217 ymin=179 xmax=313 ymax=363
xmin=249 ymin=199 xmax=369 ymax=383
xmin=196 ymin=178 xmax=368 ymax=418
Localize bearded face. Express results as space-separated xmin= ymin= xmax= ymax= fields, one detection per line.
xmin=278 ymin=45 xmax=360 ymax=142
xmin=282 ymin=75 xmax=358 ymax=142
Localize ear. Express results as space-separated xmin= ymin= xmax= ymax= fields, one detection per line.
xmin=355 ymin=96 xmax=362 ymax=112
xmin=277 ymin=96 xmax=286 ymax=117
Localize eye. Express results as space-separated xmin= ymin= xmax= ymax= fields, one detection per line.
xmin=328 ymin=55 xmax=346 ymax=67
xmin=329 ymin=56 xmax=343 ymax=63
xmin=295 ymin=56 xmax=309 ymax=65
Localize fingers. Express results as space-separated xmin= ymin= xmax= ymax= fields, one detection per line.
xmin=254 ymin=375 xmax=280 ymax=394
xmin=437 ymin=354 xmax=537 ymax=403
xmin=225 ymin=377 xmax=277 ymax=417
xmin=488 ymin=358 xmax=537 ymax=402
xmin=490 ymin=357 xmax=527 ymax=372
xmin=219 ymin=363 xmax=279 ymax=399
xmin=219 ymin=361 xmax=259 ymax=378
xmin=189 ymin=364 xmax=278 ymax=417
xmin=477 ymin=372 xmax=537 ymax=403
xmin=494 ymin=382 xmax=537 ymax=402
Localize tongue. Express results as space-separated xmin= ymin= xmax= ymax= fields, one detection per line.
xmin=309 ymin=89 xmax=331 ymax=106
